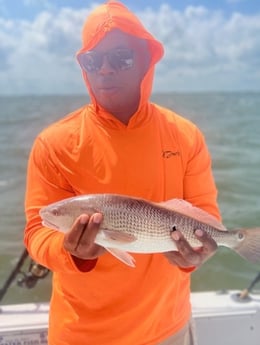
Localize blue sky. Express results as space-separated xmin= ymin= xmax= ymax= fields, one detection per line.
xmin=0 ymin=0 xmax=259 ymax=94
xmin=1 ymin=1 xmax=259 ymax=19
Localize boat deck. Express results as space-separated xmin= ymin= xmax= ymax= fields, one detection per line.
xmin=1 ymin=290 xmax=260 ymax=345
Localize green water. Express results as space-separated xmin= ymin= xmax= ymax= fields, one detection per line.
xmin=0 ymin=92 xmax=260 ymax=304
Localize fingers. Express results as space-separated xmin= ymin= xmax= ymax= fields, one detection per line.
xmin=171 ymin=230 xmax=202 ymax=266
xmin=64 ymin=214 xmax=90 ymax=250
xmin=193 ymin=229 xmax=217 ymax=255
xmin=63 ymin=213 xmax=105 ymax=259
xmin=75 ymin=213 xmax=102 ymax=250
xmin=165 ymin=229 xmax=217 ymax=268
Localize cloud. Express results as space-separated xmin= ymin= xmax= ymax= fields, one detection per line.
xmin=0 ymin=3 xmax=259 ymax=94
xmin=140 ymin=5 xmax=260 ymax=91
xmin=0 ymin=7 xmax=88 ymax=93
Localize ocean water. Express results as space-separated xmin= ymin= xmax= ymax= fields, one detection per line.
xmin=0 ymin=92 xmax=259 ymax=304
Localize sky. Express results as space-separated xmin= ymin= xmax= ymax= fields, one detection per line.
xmin=0 ymin=0 xmax=259 ymax=94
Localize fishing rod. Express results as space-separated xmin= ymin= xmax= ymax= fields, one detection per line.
xmin=239 ymin=271 xmax=260 ymax=300
xmin=0 ymin=248 xmax=49 ymax=303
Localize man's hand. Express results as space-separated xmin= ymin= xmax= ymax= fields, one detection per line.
xmin=164 ymin=229 xmax=217 ymax=268
xmin=63 ymin=213 xmax=105 ymax=260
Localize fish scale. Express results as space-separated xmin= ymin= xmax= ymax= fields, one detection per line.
xmin=40 ymin=193 xmax=260 ymax=267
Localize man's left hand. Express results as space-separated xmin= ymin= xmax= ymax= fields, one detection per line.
xmin=164 ymin=229 xmax=217 ymax=269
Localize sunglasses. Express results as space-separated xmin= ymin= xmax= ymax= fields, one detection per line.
xmin=78 ymin=48 xmax=134 ymax=73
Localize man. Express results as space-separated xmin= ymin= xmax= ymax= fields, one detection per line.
xmin=24 ymin=1 xmax=220 ymax=344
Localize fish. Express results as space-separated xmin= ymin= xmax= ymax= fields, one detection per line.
xmin=39 ymin=193 xmax=260 ymax=267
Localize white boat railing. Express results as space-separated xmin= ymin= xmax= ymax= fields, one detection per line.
xmin=1 ymin=251 xmax=260 ymax=345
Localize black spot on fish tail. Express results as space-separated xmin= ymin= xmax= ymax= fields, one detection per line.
xmin=233 ymin=227 xmax=260 ymax=264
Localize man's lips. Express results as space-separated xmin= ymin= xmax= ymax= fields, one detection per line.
xmin=99 ymin=84 xmax=118 ymax=89
xmin=98 ymin=85 xmax=119 ymax=93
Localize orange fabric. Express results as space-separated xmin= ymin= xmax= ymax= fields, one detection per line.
xmin=24 ymin=2 xmax=220 ymax=345
xmin=76 ymin=1 xmax=164 ymax=113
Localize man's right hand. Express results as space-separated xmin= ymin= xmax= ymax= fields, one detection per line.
xmin=63 ymin=213 xmax=105 ymax=260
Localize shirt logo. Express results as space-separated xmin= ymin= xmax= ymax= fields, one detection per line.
xmin=162 ymin=150 xmax=180 ymax=158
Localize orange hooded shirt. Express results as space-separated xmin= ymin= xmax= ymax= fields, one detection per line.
xmin=24 ymin=1 xmax=220 ymax=344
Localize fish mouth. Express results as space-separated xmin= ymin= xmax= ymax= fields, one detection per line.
xmin=42 ymin=219 xmax=60 ymax=231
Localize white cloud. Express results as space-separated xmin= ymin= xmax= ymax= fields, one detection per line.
xmin=0 ymin=7 xmax=89 ymax=94
xmin=0 ymin=4 xmax=259 ymax=94
xmin=140 ymin=5 xmax=260 ymax=92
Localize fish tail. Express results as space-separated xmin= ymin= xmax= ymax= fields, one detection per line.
xmin=233 ymin=227 xmax=260 ymax=263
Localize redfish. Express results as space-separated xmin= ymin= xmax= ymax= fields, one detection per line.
xmin=39 ymin=194 xmax=260 ymax=267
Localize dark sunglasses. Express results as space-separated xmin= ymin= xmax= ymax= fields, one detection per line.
xmin=78 ymin=48 xmax=134 ymax=73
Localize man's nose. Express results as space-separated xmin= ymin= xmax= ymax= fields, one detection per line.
xmin=98 ymin=55 xmax=115 ymax=74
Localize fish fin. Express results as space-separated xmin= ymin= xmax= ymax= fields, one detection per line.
xmin=233 ymin=227 xmax=260 ymax=263
xmin=102 ymin=229 xmax=137 ymax=243
xmin=159 ymin=199 xmax=226 ymax=231
xmin=106 ymin=247 xmax=136 ymax=267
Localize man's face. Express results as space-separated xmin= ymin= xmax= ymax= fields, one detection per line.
xmin=80 ymin=30 xmax=149 ymax=117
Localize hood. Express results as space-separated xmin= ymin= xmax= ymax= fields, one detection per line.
xmin=76 ymin=1 xmax=164 ymax=121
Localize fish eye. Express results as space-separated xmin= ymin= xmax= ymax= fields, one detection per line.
xmin=238 ymin=232 xmax=244 ymax=240
xmin=52 ymin=208 xmax=60 ymax=216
